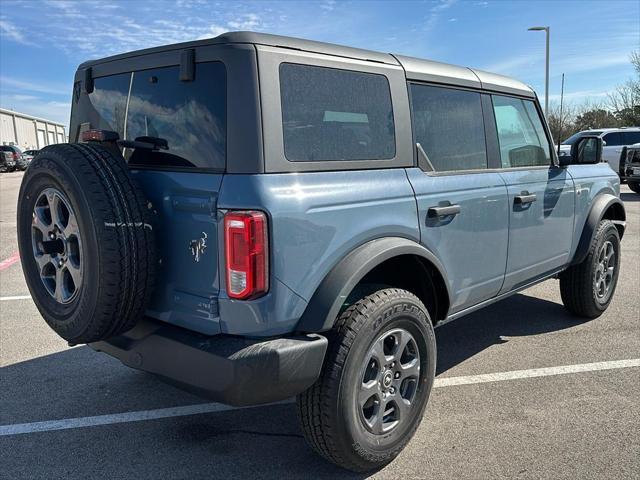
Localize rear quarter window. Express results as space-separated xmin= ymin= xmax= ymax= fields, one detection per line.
xmin=279 ymin=63 xmax=395 ymax=162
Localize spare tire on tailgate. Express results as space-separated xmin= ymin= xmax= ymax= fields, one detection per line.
xmin=17 ymin=143 xmax=156 ymax=344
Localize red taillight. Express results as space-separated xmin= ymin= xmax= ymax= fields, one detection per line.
xmin=224 ymin=211 xmax=268 ymax=300
xmin=81 ymin=129 xmax=119 ymax=142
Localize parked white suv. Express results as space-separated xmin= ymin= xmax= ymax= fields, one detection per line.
xmin=559 ymin=127 xmax=640 ymax=175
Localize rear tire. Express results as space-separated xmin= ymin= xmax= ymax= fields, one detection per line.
xmin=17 ymin=143 xmax=156 ymax=344
xmin=559 ymin=220 xmax=620 ymax=318
xmin=628 ymin=181 xmax=640 ymax=194
xmin=296 ymin=288 xmax=436 ymax=472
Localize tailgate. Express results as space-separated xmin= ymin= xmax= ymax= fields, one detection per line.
xmin=131 ymin=170 xmax=223 ymax=335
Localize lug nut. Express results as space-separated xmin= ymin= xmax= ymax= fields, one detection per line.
xmin=390 ymin=387 xmax=395 ymax=394
xmin=58 ymin=260 xmax=63 ymax=267
xmin=49 ymin=232 xmax=55 ymax=239
xmin=395 ymin=372 xmax=401 ymax=379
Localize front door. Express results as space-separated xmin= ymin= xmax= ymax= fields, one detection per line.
xmin=407 ymin=84 xmax=509 ymax=313
xmin=490 ymin=95 xmax=575 ymax=293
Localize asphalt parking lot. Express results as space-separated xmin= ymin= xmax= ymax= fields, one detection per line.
xmin=1 ymin=170 xmax=638 ymax=479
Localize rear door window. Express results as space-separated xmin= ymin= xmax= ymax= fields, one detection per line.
xmin=280 ymin=63 xmax=395 ymax=161
xmin=602 ymin=132 xmax=622 ymax=147
xmin=492 ymin=95 xmax=551 ymax=168
xmin=410 ymin=84 xmax=487 ymax=172
xmin=125 ymin=62 xmax=226 ymax=170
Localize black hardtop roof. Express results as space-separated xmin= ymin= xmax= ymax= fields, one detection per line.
xmin=78 ymin=31 xmax=534 ymax=97
xmin=78 ymin=31 xmax=396 ymax=68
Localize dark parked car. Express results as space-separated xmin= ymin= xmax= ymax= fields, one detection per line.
xmin=16 ymin=32 xmax=626 ymax=472
xmin=619 ymin=144 xmax=640 ymax=193
xmin=0 ymin=145 xmax=21 ymax=172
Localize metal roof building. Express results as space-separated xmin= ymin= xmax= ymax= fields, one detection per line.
xmin=0 ymin=108 xmax=67 ymax=151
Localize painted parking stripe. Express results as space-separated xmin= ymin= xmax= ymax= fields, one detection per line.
xmin=433 ymin=358 xmax=640 ymax=387
xmin=1 ymin=358 xmax=638 ymax=437
xmin=0 ymin=251 xmax=20 ymax=271
xmin=0 ymin=295 xmax=31 ymax=301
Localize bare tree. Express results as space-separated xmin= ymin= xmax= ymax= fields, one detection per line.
xmin=548 ymin=101 xmax=577 ymax=143
xmin=608 ymin=50 xmax=640 ymax=126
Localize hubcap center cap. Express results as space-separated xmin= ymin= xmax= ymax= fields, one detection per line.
xmin=382 ymin=371 xmax=393 ymax=389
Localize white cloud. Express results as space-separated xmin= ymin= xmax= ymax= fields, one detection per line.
xmin=0 ymin=18 xmax=33 ymax=45
xmin=320 ymin=0 xmax=336 ymax=11
xmin=424 ymin=0 xmax=457 ymax=32
xmin=481 ymin=54 xmax=543 ymax=75
xmin=0 ymin=76 xmax=69 ymax=96
xmin=227 ymin=13 xmax=261 ymax=30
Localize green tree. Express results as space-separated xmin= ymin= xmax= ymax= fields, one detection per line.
xmin=574 ymin=108 xmax=619 ymax=131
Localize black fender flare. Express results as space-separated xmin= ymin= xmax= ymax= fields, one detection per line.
xmin=571 ymin=193 xmax=626 ymax=266
xmin=296 ymin=237 xmax=451 ymax=333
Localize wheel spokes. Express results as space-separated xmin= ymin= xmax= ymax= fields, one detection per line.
xmin=65 ymin=263 xmax=81 ymax=290
xmin=31 ymin=187 xmax=82 ymax=305
xmin=400 ymin=358 xmax=420 ymax=379
xmin=359 ymin=327 xmax=422 ymax=436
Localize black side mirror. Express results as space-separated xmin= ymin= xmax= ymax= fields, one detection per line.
xmin=570 ymin=135 xmax=602 ymax=165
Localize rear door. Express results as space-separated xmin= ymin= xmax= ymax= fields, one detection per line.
xmin=71 ymin=59 xmax=227 ymax=334
xmin=406 ymin=84 xmax=509 ymax=313
xmin=126 ymin=62 xmax=227 ymax=334
xmin=490 ymin=95 xmax=575 ymax=293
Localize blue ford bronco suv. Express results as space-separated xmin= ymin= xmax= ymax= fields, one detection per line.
xmin=17 ymin=32 xmax=626 ymax=472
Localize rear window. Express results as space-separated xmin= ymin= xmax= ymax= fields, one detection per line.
xmin=85 ymin=73 xmax=130 ymax=137
xmin=78 ymin=62 xmax=226 ymax=171
xmin=280 ymin=63 xmax=395 ymax=162
xmin=125 ymin=62 xmax=226 ymax=170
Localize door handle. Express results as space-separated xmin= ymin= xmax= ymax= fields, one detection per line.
xmin=427 ymin=204 xmax=461 ymax=218
xmin=514 ymin=193 xmax=537 ymax=205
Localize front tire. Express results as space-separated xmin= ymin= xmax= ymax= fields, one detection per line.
xmin=628 ymin=181 xmax=640 ymax=194
xmin=559 ymin=220 xmax=620 ymax=318
xmin=296 ymin=288 xmax=436 ymax=472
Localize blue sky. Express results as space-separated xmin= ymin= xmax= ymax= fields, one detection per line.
xmin=1 ymin=0 xmax=638 ymax=126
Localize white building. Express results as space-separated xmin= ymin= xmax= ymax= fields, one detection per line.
xmin=0 ymin=108 xmax=67 ymax=151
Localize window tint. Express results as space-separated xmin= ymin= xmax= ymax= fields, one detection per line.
xmin=125 ymin=62 xmax=226 ymax=170
xmin=602 ymin=132 xmax=622 ymax=146
xmin=84 ymin=73 xmax=131 ymax=138
xmin=492 ymin=96 xmax=550 ymax=168
xmin=621 ymin=131 xmax=640 ymax=145
xmin=280 ymin=63 xmax=395 ymax=161
xmin=410 ymin=84 xmax=487 ymax=172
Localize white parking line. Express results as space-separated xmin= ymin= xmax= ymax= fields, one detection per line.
xmin=1 ymin=358 xmax=638 ymax=437
xmin=0 ymin=295 xmax=31 ymax=301
xmin=433 ymin=358 xmax=640 ymax=387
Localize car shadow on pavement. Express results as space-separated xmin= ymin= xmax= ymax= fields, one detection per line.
xmin=2 ymin=292 xmax=582 ymax=480
xmin=435 ymin=292 xmax=583 ymax=375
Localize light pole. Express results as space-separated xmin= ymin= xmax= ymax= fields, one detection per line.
xmin=528 ymin=26 xmax=549 ymax=119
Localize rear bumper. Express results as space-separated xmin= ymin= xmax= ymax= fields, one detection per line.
xmin=90 ymin=318 xmax=328 ymax=406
